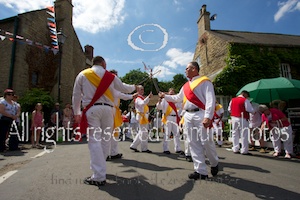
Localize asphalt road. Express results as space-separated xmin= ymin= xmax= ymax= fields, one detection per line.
xmin=0 ymin=137 xmax=300 ymax=200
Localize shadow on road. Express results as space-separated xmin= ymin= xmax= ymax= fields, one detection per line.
xmin=210 ymin=173 xmax=300 ymax=199
xmin=110 ymin=158 xmax=184 ymax=172
xmin=102 ymin=173 xmax=194 ymax=200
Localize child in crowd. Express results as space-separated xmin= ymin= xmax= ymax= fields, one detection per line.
xmin=31 ymin=103 xmax=44 ymax=148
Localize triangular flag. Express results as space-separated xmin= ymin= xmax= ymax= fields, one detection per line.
xmin=48 ymin=22 xmax=56 ymax=28
xmin=46 ymin=11 xmax=55 ymax=18
xmin=47 ymin=18 xmax=56 ymax=23
xmin=46 ymin=6 xmax=54 ymax=13
xmin=52 ymin=48 xmax=59 ymax=55
xmin=5 ymin=31 xmax=13 ymax=36
xmin=26 ymin=39 xmax=33 ymax=45
xmin=50 ymin=30 xmax=57 ymax=35
xmin=16 ymin=35 xmax=24 ymax=40
xmin=0 ymin=35 xmax=6 ymax=41
xmin=49 ymin=27 xmax=57 ymax=32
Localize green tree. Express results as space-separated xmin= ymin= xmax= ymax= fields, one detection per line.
xmin=18 ymin=88 xmax=55 ymax=123
xmin=172 ymin=74 xmax=188 ymax=92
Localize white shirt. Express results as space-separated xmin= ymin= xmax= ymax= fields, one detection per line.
xmin=164 ymin=75 xmax=216 ymax=119
xmin=72 ymin=65 xmax=135 ymax=115
xmin=135 ymin=95 xmax=150 ymax=113
xmin=249 ymin=102 xmax=262 ymax=128
xmin=156 ymin=98 xmax=182 ymax=115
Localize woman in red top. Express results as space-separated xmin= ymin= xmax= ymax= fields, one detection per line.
xmin=260 ymin=105 xmax=293 ymax=158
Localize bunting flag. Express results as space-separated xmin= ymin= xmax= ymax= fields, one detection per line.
xmin=0 ymin=5 xmax=60 ymax=55
xmin=0 ymin=29 xmax=59 ymax=55
xmin=46 ymin=6 xmax=59 ymax=50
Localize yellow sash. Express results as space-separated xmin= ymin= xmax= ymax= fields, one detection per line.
xmin=161 ymin=105 xmax=173 ymax=125
xmin=183 ymin=76 xmax=210 ymax=106
xmin=215 ymin=104 xmax=223 ymax=111
xmin=82 ymin=68 xmax=114 ymax=103
xmin=138 ymin=105 xmax=149 ymax=125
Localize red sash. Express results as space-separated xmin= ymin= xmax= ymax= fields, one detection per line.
xmin=168 ymin=102 xmax=180 ymax=124
xmin=183 ymin=82 xmax=205 ymax=110
xmin=79 ymin=70 xmax=115 ymax=134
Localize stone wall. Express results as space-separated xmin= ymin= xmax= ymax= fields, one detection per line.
xmin=194 ymin=31 xmax=229 ymax=80
xmin=0 ymin=0 xmax=88 ymax=105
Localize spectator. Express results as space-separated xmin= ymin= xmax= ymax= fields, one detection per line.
xmin=0 ymin=89 xmax=19 ymax=152
xmin=63 ymin=103 xmax=73 ymax=129
xmin=50 ymin=103 xmax=63 ymax=127
xmin=31 ymin=103 xmax=44 ymax=148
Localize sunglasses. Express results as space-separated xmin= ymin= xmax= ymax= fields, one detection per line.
xmin=6 ymin=93 xmax=14 ymax=96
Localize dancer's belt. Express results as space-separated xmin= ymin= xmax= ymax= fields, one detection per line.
xmin=185 ymin=108 xmax=200 ymax=112
xmin=93 ymin=102 xmax=113 ymax=107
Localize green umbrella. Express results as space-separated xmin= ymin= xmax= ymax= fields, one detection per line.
xmin=236 ymin=77 xmax=300 ymax=103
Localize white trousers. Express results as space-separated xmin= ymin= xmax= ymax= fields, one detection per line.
xmin=163 ymin=116 xmax=182 ymax=152
xmin=184 ymin=111 xmax=219 ymax=175
xmin=270 ymin=125 xmax=293 ymax=154
xmin=86 ymin=105 xmax=113 ymax=182
xmin=231 ymin=118 xmax=250 ymax=154
xmin=213 ymin=121 xmax=223 ymax=146
xmin=110 ymin=128 xmax=121 ymax=156
xmin=130 ymin=124 xmax=149 ymax=151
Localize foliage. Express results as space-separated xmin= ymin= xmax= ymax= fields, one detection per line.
xmin=119 ymin=70 xmax=188 ymax=111
xmin=18 ymin=88 xmax=55 ymax=122
xmin=214 ymin=44 xmax=300 ymax=96
xmin=172 ymin=74 xmax=188 ymax=92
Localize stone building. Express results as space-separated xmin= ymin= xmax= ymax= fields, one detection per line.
xmin=0 ymin=0 xmax=93 ymax=104
xmin=194 ymin=4 xmax=300 ymax=116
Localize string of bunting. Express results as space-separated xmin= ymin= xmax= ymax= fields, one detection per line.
xmin=46 ymin=6 xmax=59 ymax=50
xmin=0 ymin=5 xmax=60 ymax=55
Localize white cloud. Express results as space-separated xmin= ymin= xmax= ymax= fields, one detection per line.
xmin=0 ymin=0 xmax=126 ymax=33
xmin=274 ymin=0 xmax=299 ymax=22
xmin=73 ymin=0 xmax=126 ymax=33
xmin=0 ymin=0 xmax=52 ymax=13
xmin=164 ymin=48 xmax=194 ymax=69
xmin=152 ymin=48 xmax=193 ymax=79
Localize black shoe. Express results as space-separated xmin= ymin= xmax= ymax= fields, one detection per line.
xmin=142 ymin=149 xmax=152 ymax=153
xmin=106 ymin=156 xmax=111 ymax=161
xmin=163 ymin=151 xmax=171 ymax=154
xmin=186 ymin=156 xmax=193 ymax=162
xmin=176 ymin=150 xmax=184 ymax=154
xmin=211 ymin=165 xmax=219 ymax=176
xmin=111 ymin=153 xmax=123 ymax=159
xmin=188 ymin=172 xmax=208 ymax=180
xmin=84 ymin=177 xmax=106 ymax=187
xmin=130 ymin=147 xmax=140 ymax=152
xmin=233 ymin=151 xmax=240 ymax=154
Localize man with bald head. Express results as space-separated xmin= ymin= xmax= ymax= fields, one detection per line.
xmin=130 ymin=85 xmax=153 ymax=153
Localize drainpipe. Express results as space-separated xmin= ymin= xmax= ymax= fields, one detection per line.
xmin=8 ymin=16 xmax=19 ymax=88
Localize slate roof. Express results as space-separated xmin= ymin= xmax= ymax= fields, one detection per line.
xmin=210 ymin=30 xmax=300 ymax=47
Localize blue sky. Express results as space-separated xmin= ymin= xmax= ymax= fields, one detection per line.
xmin=0 ymin=0 xmax=300 ymax=81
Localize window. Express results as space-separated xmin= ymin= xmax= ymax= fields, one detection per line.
xmin=32 ymin=72 xmax=38 ymax=86
xmin=280 ymin=63 xmax=291 ymax=79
